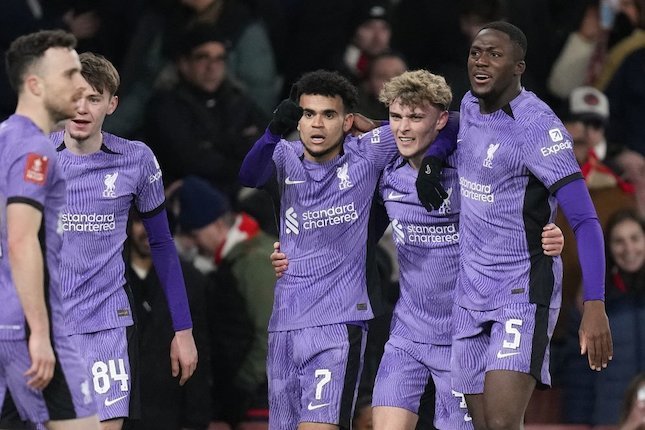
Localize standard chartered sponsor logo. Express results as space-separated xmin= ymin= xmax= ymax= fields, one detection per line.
xmin=406 ymin=222 xmax=459 ymax=243
xmin=541 ymin=140 xmax=572 ymax=157
xmin=60 ymin=213 xmax=116 ymax=232
xmin=459 ymin=177 xmax=494 ymax=203
xmin=284 ymin=203 xmax=358 ymax=234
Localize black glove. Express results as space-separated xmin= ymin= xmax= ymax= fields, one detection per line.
xmin=416 ymin=156 xmax=448 ymax=212
xmin=268 ymin=98 xmax=303 ymax=136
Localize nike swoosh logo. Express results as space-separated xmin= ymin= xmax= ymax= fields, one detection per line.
xmin=457 ymin=139 xmax=463 ymax=143
xmin=307 ymin=402 xmax=330 ymax=411
xmin=104 ymin=395 xmax=127 ymax=407
xmin=496 ymin=351 xmax=520 ymax=359
xmin=285 ymin=177 xmax=306 ymax=185
xmin=388 ymin=192 xmax=405 ymax=200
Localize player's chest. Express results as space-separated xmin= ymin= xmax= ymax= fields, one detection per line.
xmin=458 ymin=121 xmax=526 ymax=180
xmin=62 ymin=162 xmax=138 ymax=212
xmin=281 ymin=156 xmax=376 ymax=207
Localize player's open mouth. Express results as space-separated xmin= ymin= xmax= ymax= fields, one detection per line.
xmin=398 ymin=136 xmax=414 ymax=143
xmin=72 ymin=119 xmax=91 ymax=125
xmin=474 ymin=73 xmax=491 ymax=82
xmin=311 ymin=135 xmax=325 ymax=143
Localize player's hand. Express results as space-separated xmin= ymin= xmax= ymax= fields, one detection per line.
xmin=268 ymin=99 xmax=303 ymax=136
xmin=271 ymin=242 xmax=289 ymax=278
xmin=170 ymin=328 xmax=198 ymax=386
xmin=25 ymin=332 xmax=55 ymax=390
xmin=579 ymin=300 xmax=613 ymax=371
xmin=350 ymin=113 xmax=378 ymax=136
xmin=416 ymin=156 xmax=448 ymax=212
xmin=541 ymin=223 xmax=564 ymax=256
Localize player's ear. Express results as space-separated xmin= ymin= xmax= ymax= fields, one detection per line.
xmin=106 ymin=94 xmax=118 ymax=115
xmin=25 ymin=74 xmax=42 ymax=97
xmin=343 ymin=113 xmax=354 ymax=133
xmin=436 ymin=110 xmax=449 ymax=131
xmin=515 ymin=60 xmax=526 ymax=76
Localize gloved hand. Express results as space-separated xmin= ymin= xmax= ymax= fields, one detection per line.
xmin=268 ymin=98 xmax=303 ymax=136
xmin=416 ymin=156 xmax=448 ymax=212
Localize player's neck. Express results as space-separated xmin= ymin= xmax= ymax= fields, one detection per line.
xmin=408 ymin=153 xmax=423 ymax=170
xmin=479 ymin=84 xmax=522 ymax=114
xmin=64 ymin=131 xmax=103 ymax=155
xmin=14 ymin=100 xmax=54 ymax=134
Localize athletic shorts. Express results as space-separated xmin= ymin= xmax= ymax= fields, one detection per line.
xmin=451 ymin=302 xmax=559 ymax=394
xmin=0 ymin=336 xmax=96 ymax=424
xmin=70 ymin=325 xmax=139 ymax=421
xmin=373 ymin=334 xmax=472 ymax=429
xmin=267 ymin=323 xmax=366 ymax=430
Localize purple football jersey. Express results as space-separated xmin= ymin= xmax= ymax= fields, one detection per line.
xmin=456 ymin=90 xmax=582 ymax=311
xmin=53 ymin=131 xmax=165 ymax=334
xmin=379 ymin=154 xmax=460 ymax=344
xmin=0 ymin=115 xmax=67 ymax=340
xmin=269 ymin=127 xmax=397 ymax=331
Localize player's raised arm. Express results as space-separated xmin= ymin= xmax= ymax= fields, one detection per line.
xmin=239 ymin=98 xmax=303 ymax=188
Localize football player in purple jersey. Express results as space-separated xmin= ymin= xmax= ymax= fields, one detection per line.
xmin=51 ymin=53 xmax=197 ymax=430
xmin=0 ymin=30 xmax=99 ymax=429
xmin=430 ymin=22 xmax=612 ymax=429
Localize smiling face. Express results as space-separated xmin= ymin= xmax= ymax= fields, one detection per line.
xmin=297 ymin=94 xmax=353 ymax=163
xmin=388 ymin=99 xmax=448 ymax=169
xmin=609 ymin=218 xmax=645 ymax=274
xmin=468 ymin=28 xmax=525 ymax=112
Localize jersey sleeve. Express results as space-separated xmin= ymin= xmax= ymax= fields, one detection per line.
xmin=354 ymin=125 xmax=398 ymax=170
xmin=135 ymin=144 xmax=166 ymax=216
xmin=521 ymin=116 xmax=583 ymax=192
xmin=6 ymin=140 xmax=56 ymax=210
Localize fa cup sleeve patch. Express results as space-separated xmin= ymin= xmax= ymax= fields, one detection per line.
xmin=23 ymin=153 xmax=49 ymax=185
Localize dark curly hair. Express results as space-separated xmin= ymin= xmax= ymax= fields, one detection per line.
xmin=293 ymin=70 xmax=358 ymax=112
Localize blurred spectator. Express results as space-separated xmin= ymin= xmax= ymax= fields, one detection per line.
xmin=595 ymin=0 xmax=645 ymax=156
xmin=548 ymin=0 xmax=603 ymax=100
xmin=177 ymin=176 xmax=275 ymax=429
xmin=332 ymin=1 xmax=393 ymax=84
xmin=619 ymin=373 xmax=645 ymax=430
xmin=144 ymin=24 xmax=268 ymax=202
xmin=565 ymin=86 xmax=636 ymax=191
xmin=107 ymin=0 xmax=277 ymax=137
xmin=127 ymin=211 xmax=211 ymax=430
xmin=561 ymin=209 xmax=645 ymax=425
xmin=565 ymin=86 xmax=645 ymax=215
xmin=167 ymin=0 xmax=279 ymax=115
xmin=356 ymin=51 xmax=407 ymax=120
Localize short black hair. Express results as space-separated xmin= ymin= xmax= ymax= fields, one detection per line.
xmin=5 ymin=29 xmax=77 ymax=93
xmin=294 ymin=70 xmax=359 ymax=112
xmin=480 ymin=21 xmax=527 ymax=60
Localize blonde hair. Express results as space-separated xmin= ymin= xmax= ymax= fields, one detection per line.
xmin=379 ymin=69 xmax=452 ymax=111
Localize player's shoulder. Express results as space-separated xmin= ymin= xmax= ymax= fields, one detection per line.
xmin=277 ymin=138 xmax=304 ymax=157
xmin=1 ymin=116 xmax=54 ymax=159
xmin=102 ymin=132 xmax=155 ymax=157
xmin=513 ymin=91 xmax=566 ymax=140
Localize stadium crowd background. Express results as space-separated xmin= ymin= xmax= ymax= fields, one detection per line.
xmin=1 ymin=0 xmax=644 ymax=428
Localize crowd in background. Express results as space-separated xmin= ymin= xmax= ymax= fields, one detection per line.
xmin=1 ymin=0 xmax=644 ymax=428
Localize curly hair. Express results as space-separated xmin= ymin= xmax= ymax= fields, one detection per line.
xmin=5 ymin=29 xmax=77 ymax=92
xmin=379 ymin=69 xmax=452 ymax=111
xmin=294 ymin=70 xmax=359 ymax=112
